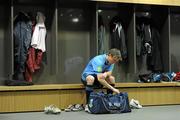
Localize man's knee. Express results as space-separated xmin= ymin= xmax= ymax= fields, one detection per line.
xmin=107 ymin=76 xmax=115 ymax=84
xmin=86 ymin=75 xmax=95 ymax=85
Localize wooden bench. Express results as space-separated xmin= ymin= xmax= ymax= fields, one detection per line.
xmin=0 ymin=82 xmax=180 ymax=113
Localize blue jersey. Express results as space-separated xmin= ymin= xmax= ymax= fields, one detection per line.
xmin=81 ymin=54 xmax=114 ymax=81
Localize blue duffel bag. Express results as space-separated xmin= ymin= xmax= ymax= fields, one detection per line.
xmin=88 ymin=92 xmax=131 ymax=114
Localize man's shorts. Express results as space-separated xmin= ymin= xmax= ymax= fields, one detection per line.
xmin=81 ymin=74 xmax=103 ymax=89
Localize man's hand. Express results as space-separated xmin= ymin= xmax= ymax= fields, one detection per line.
xmin=113 ymin=88 xmax=120 ymax=94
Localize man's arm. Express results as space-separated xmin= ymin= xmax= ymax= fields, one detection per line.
xmin=97 ymin=75 xmax=120 ymax=94
xmin=103 ymin=71 xmax=112 ymax=78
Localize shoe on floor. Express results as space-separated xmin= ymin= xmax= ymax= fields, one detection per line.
xmin=65 ymin=104 xmax=84 ymax=112
xmin=44 ymin=105 xmax=61 ymax=114
xmin=130 ymin=99 xmax=142 ymax=109
xmin=84 ymin=104 xmax=91 ymax=113
xmin=64 ymin=104 xmax=75 ymax=112
xmin=72 ymin=104 xmax=84 ymax=111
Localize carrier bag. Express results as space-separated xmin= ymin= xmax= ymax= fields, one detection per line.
xmin=88 ymin=92 xmax=131 ymax=114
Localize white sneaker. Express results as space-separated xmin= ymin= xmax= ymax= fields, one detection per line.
xmin=84 ymin=104 xmax=91 ymax=113
xmin=44 ymin=105 xmax=61 ymax=114
xmin=73 ymin=104 xmax=84 ymax=111
xmin=130 ymin=99 xmax=142 ymax=109
xmin=64 ymin=104 xmax=74 ymax=112
xmin=65 ymin=104 xmax=84 ymax=112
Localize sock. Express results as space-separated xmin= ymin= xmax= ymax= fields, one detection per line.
xmin=107 ymin=84 xmax=115 ymax=94
xmin=85 ymin=85 xmax=93 ymax=104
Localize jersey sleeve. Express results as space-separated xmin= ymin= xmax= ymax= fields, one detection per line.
xmin=91 ymin=60 xmax=103 ymax=73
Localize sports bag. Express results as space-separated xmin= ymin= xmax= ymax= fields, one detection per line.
xmin=88 ymin=92 xmax=131 ymax=114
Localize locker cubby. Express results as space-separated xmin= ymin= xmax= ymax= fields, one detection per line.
xmin=135 ymin=5 xmax=169 ymax=78
xmin=170 ymin=7 xmax=180 ymax=72
xmin=13 ymin=0 xmax=56 ymax=84
xmin=0 ymin=1 xmax=11 ymax=84
xmin=57 ymin=1 xmax=97 ymax=83
xmin=97 ymin=2 xmax=135 ymax=82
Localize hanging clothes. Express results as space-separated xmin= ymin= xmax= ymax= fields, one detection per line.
xmin=136 ymin=16 xmax=162 ymax=72
xmin=25 ymin=12 xmax=46 ymax=82
xmin=31 ymin=12 xmax=46 ymax=52
xmin=98 ymin=15 xmax=109 ymax=54
xmin=13 ymin=11 xmax=32 ymax=80
xmin=109 ymin=16 xmax=127 ymax=60
xmin=110 ymin=21 xmax=127 ymax=60
xmin=147 ymin=28 xmax=162 ymax=71
xmin=98 ymin=25 xmax=106 ymax=54
xmin=136 ymin=23 xmax=152 ymax=56
xmin=25 ymin=47 xmax=43 ymax=82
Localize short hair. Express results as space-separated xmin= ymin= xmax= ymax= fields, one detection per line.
xmin=107 ymin=48 xmax=122 ymax=60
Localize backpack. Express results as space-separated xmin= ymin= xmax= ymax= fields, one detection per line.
xmin=88 ymin=92 xmax=131 ymax=114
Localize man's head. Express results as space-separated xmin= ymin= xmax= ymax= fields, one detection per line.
xmin=107 ymin=48 xmax=122 ymax=64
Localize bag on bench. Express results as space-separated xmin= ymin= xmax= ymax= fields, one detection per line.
xmin=88 ymin=92 xmax=131 ymax=114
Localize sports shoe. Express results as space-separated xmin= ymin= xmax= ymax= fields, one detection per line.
xmin=64 ymin=104 xmax=74 ymax=112
xmin=72 ymin=104 xmax=84 ymax=111
xmin=44 ymin=105 xmax=61 ymax=114
xmin=130 ymin=99 xmax=142 ymax=109
xmin=84 ymin=104 xmax=91 ymax=113
xmin=65 ymin=104 xmax=84 ymax=112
